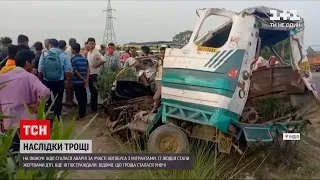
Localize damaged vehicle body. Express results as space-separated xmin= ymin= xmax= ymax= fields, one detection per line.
xmin=107 ymin=6 xmax=319 ymax=154
xmin=104 ymin=56 xmax=159 ymax=139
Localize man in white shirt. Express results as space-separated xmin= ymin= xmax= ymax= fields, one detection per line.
xmin=123 ymin=47 xmax=138 ymax=68
xmin=122 ymin=47 xmax=140 ymax=81
xmin=86 ymin=37 xmax=106 ymax=112
xmin=123 ymin=57 xmax=136 ymax=68
xmin=122 ymin=46 xmax=157 ymax=86
xmin=138 ymin=46 xmax=157 ymax=86
xmin=65 ymin=38 xmax=77 ymax=60
xmin=42 ymin=39 xmax=50 ymax=53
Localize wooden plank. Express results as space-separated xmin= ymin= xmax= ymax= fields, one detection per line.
xmin=251 ymin=68 xmax=293 ymax=80
xmin=250 ymin=76 xmax=290 ymax=88
xmin=249 ymin=66 xmax=297 ymax=98
xmin=249 ymin=85 xmax=288 ymax=98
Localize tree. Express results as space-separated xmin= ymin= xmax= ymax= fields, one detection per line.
xmin=172 ymin=30 xmax=193 ymax=46
xmin=0 ymin=36 xmax=12 ymax=48
xmin=307 ymin=46 xmax=315 ymax=59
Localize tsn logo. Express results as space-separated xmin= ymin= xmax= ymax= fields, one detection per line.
xmin=20 ymin=120 xmax=51 ymax=140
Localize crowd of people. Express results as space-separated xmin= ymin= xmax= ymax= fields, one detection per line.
xmin=0 ymin=34 xmax=167 ymax=151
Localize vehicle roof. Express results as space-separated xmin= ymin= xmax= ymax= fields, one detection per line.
xmin=240 ymin=6 xmax=303 ymax=47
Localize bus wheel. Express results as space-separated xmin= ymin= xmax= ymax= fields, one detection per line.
xmin=148 ymin=125 xmax=189 ymax=153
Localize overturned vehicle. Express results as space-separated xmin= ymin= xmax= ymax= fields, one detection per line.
xmin=107 ymin=6 xmax=319 ymax=154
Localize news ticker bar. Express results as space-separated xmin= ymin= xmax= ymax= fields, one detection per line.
xmin=20 ymin=153 xmax=193 ymax=170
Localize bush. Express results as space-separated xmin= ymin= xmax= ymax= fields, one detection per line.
xmin=0 ymin=99 xmax=96 ymax=179
xmin=95 ymin=67 xmax=137 ymax=100
xmin=95 ymin=68 xmax=120 ymax=100
xmin=253 ymin=96 xmax=294 ymax=120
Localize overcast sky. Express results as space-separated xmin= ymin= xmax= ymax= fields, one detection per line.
xmin=0 ymin=0 xmax=318 ymax=48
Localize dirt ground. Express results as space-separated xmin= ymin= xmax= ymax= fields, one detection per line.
xmin=64 ymin=107 xmax=320 ymax=180
xmin=62 ymin=108 xmax=116 ymax=179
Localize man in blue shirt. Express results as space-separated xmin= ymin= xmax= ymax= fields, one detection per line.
xmin=38 ymin=38 xmax=72 ymax=120
xmin=71 ymin=43 xmax=90 ymax=120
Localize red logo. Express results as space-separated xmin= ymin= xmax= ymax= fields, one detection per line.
xmin=20 ymin=120 xmax=50 ymax=140
xmin=228 ymin=69 xmax=238 ymax=78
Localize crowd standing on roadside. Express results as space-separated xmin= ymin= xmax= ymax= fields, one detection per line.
xmin=0 ymin=34 xmax=168 ymax=151
xmin=64 ymin=38 xmax=77 ymax=108
xmin=33 ymin=41 xmax=43 ymax=76
xmin=38 ymin=38 xmax=73 ymax=120
xmin=120 ymin=49 xmax=131 ymax=66
xmin=71 ymin=43 xmax=90 ymax=121
xmin=86 ymin=38 xmax=106 ymax=113
xmin=0 ymin=47 xmax=51 ymax=151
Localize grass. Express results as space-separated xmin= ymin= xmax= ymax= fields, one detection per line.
xmin=103 ymin=115 xmax=317 ymax=180
xmin=105 ymin=136 xmax=274 ymax=180
xmin=253 ymin=96 xmax=294 ymax=121
xmin=106 ymin=137 xmax=319 ymax=179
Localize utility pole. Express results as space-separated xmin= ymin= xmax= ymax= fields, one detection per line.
xmin=102 ymin=0 xmax=117 ymax=45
